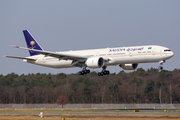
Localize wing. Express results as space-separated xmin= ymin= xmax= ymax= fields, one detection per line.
xmin=4 ymin=56 xmax=36 ymax=61
xmin=12 ymin=46 xmax=87 ymax=61
xmin=10 ymin=46 xmax=110 ymax=67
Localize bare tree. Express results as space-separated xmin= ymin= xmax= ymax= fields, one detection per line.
xmin=55 ymin=95 xmax=68 ymax=108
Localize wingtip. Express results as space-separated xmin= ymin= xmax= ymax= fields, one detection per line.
xmin=11 ymin=45 xmax=19 ymax=48
xmin=3 ymin=56 xmax=10 ymax=58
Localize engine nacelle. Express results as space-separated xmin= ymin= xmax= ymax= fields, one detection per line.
xmin=85 ymin=57 xmax=104 ymax=68
xmin=119 ymin=64 xmax=138 ymax=70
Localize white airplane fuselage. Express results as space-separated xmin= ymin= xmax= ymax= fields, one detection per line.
xmin=24 ymin=45 xmax=174 ymax=69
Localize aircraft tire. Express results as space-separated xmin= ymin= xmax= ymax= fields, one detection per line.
xmin=84 ymin=70 xmax=87 ymax=74
xmin=98 ymin=72 xmax=103 ymax=76
xmin=159 ymin=66 xmax=163 ymax=70
xmin=81 ymin=71 xmax=85 ymax=75
xmin=78 ymin=71 xmax=82 ymax=75
xmin=106 ymin=71 xmax=110 ymax=75
xmin=103 ymin=71 xmax=107 ymax=75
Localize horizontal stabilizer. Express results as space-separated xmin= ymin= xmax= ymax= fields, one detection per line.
xmin=4 ymin=56 xmax=36 ymax=61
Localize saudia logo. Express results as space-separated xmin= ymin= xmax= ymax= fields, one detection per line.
xmin=109 ymin=47 xmax=144 ymax=52
xmin=29 ymin=41 xmax=36 ymax=53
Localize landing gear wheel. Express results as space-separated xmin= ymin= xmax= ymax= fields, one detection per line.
xmin=84 ymin=70 xmax=87 ymax=74
xmin=86 ymin=69 xmax=90 ymax=74
xmin=98 ymin=66 xmax=110 ymax=76
xmin=78 ymin=71 xmax=84 ymax=75
xmin=106 ymin=70 xmax=110 ymax=75
xmin=98 ymin=72 xmax=103 ymax=76
xmin=158 ymin=66 xmax=163 ymax=70
xmin=78 ymin=69 xmax=90 ymax=75
xmin=103 ymin=71 xmax=107 ymax=75
xmin=102 ymin=70 xmax=110 ymax=75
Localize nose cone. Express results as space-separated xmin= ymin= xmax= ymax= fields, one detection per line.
xmin=170 ymin=51 xmax=174 ymax=58
xmin=167 ymin=51 xmax=174 ymax=59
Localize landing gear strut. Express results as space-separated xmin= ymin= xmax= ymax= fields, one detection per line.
xmin=98 ymin=66 xmax=110 ymax=76
xmin=78 ymin=68 xmax=90 ymax=75
xmin=158 ymin=60 xmax=165 ymax=71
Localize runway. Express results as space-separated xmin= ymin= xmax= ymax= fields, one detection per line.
xmin=0 ymin=108 xmax=179 ymax=115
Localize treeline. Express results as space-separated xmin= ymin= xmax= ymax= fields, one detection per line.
xmin=0 ymin=68 xmax=180 ymax=104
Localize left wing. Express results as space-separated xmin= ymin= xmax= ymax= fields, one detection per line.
xmin=12 ymin=46 xmax=87 ymax=61
xmin=11 ymin=46 xmax=111 ymax=66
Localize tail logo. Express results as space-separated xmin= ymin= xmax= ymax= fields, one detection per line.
xmin=29 ymin=41 xmax=36 ymax=53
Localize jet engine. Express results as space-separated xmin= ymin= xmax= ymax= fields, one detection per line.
xmin=119 ymin=64 xmax=138 ymax=70
xmin=85 ymin=57 xmax=104 ymax=68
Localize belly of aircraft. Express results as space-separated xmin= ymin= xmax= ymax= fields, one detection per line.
xmin=27 ymin=54 xmax=166 ymax=69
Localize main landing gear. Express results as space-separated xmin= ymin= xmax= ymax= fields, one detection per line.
xmin=78 ymin=68 xmax=90 ymax=75
xmin=98 ymin=66 xmax=110 ymax=76
xmin=78 ymin=66 xmax=110 ymax=76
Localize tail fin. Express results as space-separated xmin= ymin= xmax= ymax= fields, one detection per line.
xmin=23 ymin=30 xmax=43 ymax=56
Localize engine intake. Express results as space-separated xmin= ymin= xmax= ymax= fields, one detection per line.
xmin=86 ymin=57 xmax=104 ymax=68
xmin=119 ymin=64 xmax=138 ymax=70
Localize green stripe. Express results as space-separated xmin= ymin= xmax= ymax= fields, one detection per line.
xmin=148 ymin=47 xmax=152 ymax=49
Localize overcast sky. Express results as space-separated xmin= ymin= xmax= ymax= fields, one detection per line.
xmin=1 ymin=0 xmax=180 ymax=75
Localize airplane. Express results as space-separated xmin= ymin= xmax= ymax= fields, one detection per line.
xmin=5 ymin=30 xmax=174 ymax=76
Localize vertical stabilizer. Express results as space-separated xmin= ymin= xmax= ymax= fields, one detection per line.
xmin=23 ymin=30 xmax=43 ymax=56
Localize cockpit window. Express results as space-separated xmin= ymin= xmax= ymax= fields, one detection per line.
xmin=164 ymin=49 xmax=171 ymax=52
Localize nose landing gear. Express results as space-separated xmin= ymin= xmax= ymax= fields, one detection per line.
xmin=158 ymin=65 xmax=163 ymax=70
xmin=158 ymin=60 xmax=165 ymax=70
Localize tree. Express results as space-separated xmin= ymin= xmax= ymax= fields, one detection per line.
xmin=156 ymin=80 xmax=162 ymax=104
xmin=144 ymin=80 xmax=155 ymax=103
xmin=82 ymin=86 xmax=90 ymax=102
xmin=109 ymin=83 xmax=118 ymax=103
xmin=129 ymin=77 xmax=143 ymax=93
xmin=117 ymin=79 xmax=122 ymax=85
xmin=57 ymin=73 xmax=66 ymax=79
xmin=147 ymin=67 xmax=158 ymax=72
xmin=1 ymin=69 xmax=180 ymax=104
xmin=55 ymin=95 xmax=68 ymax=108
xmin=136 ymin=68 xmax=145 ymax=72
xmin=118 ymin=70 xmax=125 ymax=74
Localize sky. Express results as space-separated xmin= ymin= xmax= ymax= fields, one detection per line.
xmin=1 ymin=0 xmax=180 ymax=75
